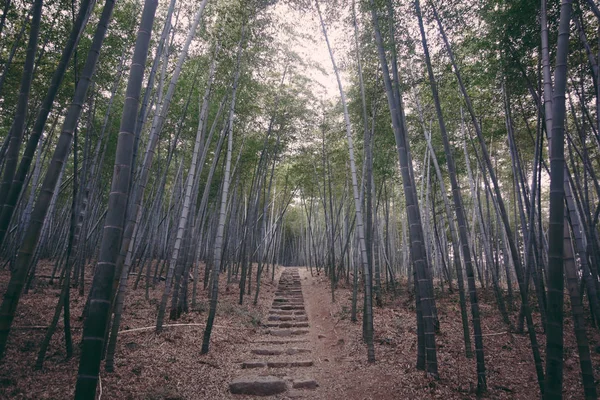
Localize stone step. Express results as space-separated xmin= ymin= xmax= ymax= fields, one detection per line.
xmin=269 ymin=311 xmax=305 ymax=317
xmin=266 ymin=360 xmax=313 ymax=368
xmin=273 ymin=298 xmax=304 ymax=303
xmin=268 ymin=329 xmax=309 ymax=336
xmin=242 ymin=360 xmax=267 ymax=369
xmin=251 ymin=347 xmax=311 ymax=356
xmin=253 ymin=339 xmax=309 ymax=345
xmin=271 ymin=305 xmax=304 ymax=311
xmin=269 ymin=310 xmax=294 ymax=315
xmin=265 ymin=322 xmax=309 ymax=328
xmin=268 ymin=315 xmax=308 ymax=322
xmin=270 ymin=309 xmax=305 ymax=315
xmin=271 ymin=312 xmax=305 ymax=318
xmin=229 ymin=375 xmax=287 ymax=396
xmin=270 ymin=309 xmax=305 ymax=314
xmin=272 ymin=302 xmax=304 ymax=307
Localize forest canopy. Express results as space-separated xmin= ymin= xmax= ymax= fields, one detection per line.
xmin=0 ymin=0 xmax=599 ymax=398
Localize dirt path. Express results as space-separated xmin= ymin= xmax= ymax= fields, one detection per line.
xmin=226 ymin=266 xmax=579 ymax=400
xmin=299 ymin=268 xmax=400 ymax=400
xmin=5 ymin=263 xmax=579 ymax=399
xmin=227 ymin=267 xmax=399 ymax=400
xmin=228 ymin=268 xmax=317 ymax=398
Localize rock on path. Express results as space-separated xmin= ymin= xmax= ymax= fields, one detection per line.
xmin=229 ymin=376 xmax=287 ymax=396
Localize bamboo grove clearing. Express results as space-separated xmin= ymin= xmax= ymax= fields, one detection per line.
xmin=0 ymin=0 xmax=599 ymax=398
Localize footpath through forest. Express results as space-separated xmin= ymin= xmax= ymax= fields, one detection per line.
xmin=221 ymin=266 xmax=593 ymax=400
xmin=225 ymin=267 xmax=541 ymax=400
xmin=2 ymin=264 xmax=592 ymax=399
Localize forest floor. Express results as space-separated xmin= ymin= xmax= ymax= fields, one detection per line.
xmin=1 ymin=262 xmax=600 ymax=399
xmin=0 ymin=261 xmax=284 ymax=399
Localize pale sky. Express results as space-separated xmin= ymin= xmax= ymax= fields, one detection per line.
xmin=271 ymin=2 xmax=351 ymax=101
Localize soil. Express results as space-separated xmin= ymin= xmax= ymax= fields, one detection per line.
xmin=298 ymin=268 xmax=600 ymax=399
xmin=1 ymin=262 xmax=599 ymax=399
xmin=0 ymin=261 xmax=283 ymax=399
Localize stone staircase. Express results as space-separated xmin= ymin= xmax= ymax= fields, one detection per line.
xmin=229 ymin=268 xmax=318 ymax=397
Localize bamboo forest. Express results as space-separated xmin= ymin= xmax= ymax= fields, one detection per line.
xmin=0 ymin=0 xmax=600 ymax=398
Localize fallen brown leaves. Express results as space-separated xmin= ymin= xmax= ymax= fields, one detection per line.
xmin=2 ymin=262 xmax=600 ymax=399
xmin=300 ymin=270 xmax=600 ymax=400
xmin=0 ymin=261 xmax=283 ymax=399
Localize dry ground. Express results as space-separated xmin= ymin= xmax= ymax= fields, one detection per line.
xmin=0 ymin=261 xmax=283 ymax=399
xmin=298 ymin=268 xmax=596 ymax=399
xmin=1 ymin=261 xmax=599 ymax=399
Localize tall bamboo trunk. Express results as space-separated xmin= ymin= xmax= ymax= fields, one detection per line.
xmin=545 ymin=0 xmax=573 ymax=398
xmin=202 ymin=29 xmax=245 ymax=353
xmin=415 ymin=0 xmax=484 ymax=389
xmin=74 ymin=0 xmax=157 ymax=396
xmin=369 ymin=0 xmax=437 ymax=375
xmin=0 ymin=0 xmax=94 ymax=247
xmin=317 ymin=0 xmax=375 ymax=362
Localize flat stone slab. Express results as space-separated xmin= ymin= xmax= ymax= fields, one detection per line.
xmin=291 ymin=329 xmax=309 ymax=335
xmin=269 ymin=310 xmax=293 ymax=315
xmin=267 ymin=361 xmax=289 ymax=368
xmin=268 ymin=329 xmax=309 ymax=336
xmin=242 ymin=360 xmax=267 ymax=369
xmin=252 ymin=348 xmax=283 ymax=355
xmin=276 ymin=302 xmax=304 ymax=306
xmin=263 ymin=360 xmax=314 ymax=368
xmin=292 ymin=379 xmax=318 ymax=389
xmin=291 ymin=360 xmax=314 ymax=367
xmin=229 ymin=375 xmax=287 ymax=396
xmin=270 ymin=315 xmax=306 ymax=321
xmin=254 ymin=339 xmax=309 ymax=345
xmin=269 ymin=322 xmax=309 ymax=329
xmin=272 ymin=305 xmax=304 ymax=310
